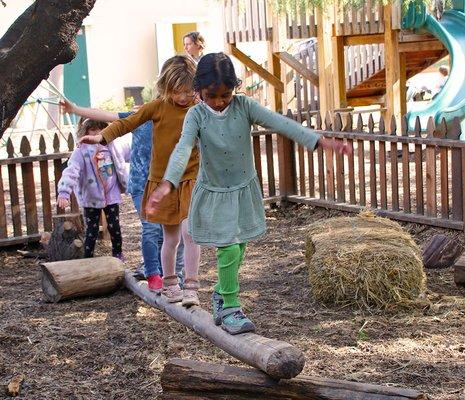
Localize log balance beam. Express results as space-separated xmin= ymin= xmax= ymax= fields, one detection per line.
xmin=160 ymin=358 xmax=428 ymax=400
xmin=124 ymin=270 xmax=305 ymax=380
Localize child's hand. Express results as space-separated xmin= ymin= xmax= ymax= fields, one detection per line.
xmin=59 ymin=98 xmax=76 ymax=114
xmin=57 ymin=197 xmax=69 ymax=209
xmin=145 ymin=180 xmax=173 ymax=214
xmin=318 ymin=136 xmax=353 ymax=156
xmin=80 ymin=134 xmax=103 ymax=145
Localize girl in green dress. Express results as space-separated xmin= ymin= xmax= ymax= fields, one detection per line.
xmin=148 ymin=53 xmax=352 ymax=334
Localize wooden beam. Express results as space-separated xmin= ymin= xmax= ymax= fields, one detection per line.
xmin=347 ymin=95 xmax=385 ymax=107
xmin=160 ymin=359 xmax=429 ymax=400
xmin=343 ymin=33 xmax=384 ymax=45
xmin=316 ymin=8 xmax=335 ymax=118
xmin=399 ymin=40 xmax=445 ymax=53
xmin=227 ymin=43 xmax=284 ymax=93
xmin=124 ymin=271 xmax=305 ymax=379
xmin=384 ymin=4 xmax=406 ymax=128
xmin=276 ymin=52 xmax=319 ymax=86
xmin=267 ymin=10 xmax=297 ymax=198
xmin=0 ymin=233 xmax=41 ymax=247
xmin=332 ymin=35 xmax=347 ymax=109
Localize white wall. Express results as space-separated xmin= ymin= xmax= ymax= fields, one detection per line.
xmin=1 ymin=0 xmax=225 ymax=108
xmin=83 ymin=0 xmax=225 ymax=106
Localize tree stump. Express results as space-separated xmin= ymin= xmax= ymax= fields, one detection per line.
xmin=422 ymin=234 xmax=462 ymax=269
xmin=40 ymin=256 xmax=124 ymax=302
xmin=160 ymin=358 xmax=428 ymax=400
xmin=453 ymin=254 xmax=465 ymax=287
xmin=44 ymin=213 xmax=85 ymax=261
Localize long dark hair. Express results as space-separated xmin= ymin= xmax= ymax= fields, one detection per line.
xmin=193 ymin=52 xmax=241 ymax=93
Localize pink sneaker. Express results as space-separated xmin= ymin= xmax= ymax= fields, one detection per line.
xmin=147 ymin=275 xmax=163 ymax=293
xmin=162 ymin=275 xmax=183 ymax=303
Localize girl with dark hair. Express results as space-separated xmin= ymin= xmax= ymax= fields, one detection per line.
xmin=149 ymin=52 xmax=351 ymax=334
xmin=80 ymin=56 xmax=201 ymax=307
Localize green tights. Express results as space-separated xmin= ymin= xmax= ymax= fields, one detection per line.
xmin=214 ymin=243 xmax=246 ymax=309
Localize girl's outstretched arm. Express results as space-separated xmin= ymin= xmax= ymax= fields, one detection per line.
xmin=318 ymin=136 xmax=352 ymax=155
xmin=60 ymin=98 xmax=119 ymax=122
xmin=244 ymin=96 xmax=351 ymax=154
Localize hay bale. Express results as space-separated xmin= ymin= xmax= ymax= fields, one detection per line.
xmin=305 ymin=211 xmax=426 ymax=309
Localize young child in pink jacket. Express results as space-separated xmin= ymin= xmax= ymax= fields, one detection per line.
xmin=57 ymin=119 xmax=131 ymax=259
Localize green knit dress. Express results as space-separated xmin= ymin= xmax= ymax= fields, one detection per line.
xmin=164 ymin=95 xmax=321 ymax=247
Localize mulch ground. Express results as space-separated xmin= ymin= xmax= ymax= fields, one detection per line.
xmin=1 ymin=197 xmax=464 ymax=399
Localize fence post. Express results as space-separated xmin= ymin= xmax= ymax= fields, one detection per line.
xmin=39 ymin=135 xmax=53 ymax=232
xmin=20 ymin=136 xmax=38 ymax=235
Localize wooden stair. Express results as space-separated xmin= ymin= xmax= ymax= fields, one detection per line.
xmin=347 ymin=36 xmax=447 ymax=106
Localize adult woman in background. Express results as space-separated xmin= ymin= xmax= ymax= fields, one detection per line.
xmin=183 ymin=31 xmax=205 ymax=64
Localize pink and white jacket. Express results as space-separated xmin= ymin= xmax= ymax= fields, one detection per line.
xmin=57 ymin=135 xmax=131 ymax=208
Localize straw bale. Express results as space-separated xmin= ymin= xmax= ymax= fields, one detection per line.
xmin=305 ymin=211 xmax=426 ymax=309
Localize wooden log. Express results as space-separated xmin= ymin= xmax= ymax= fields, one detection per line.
xmin=40 ymin=256 xmax=124 ymax=303
xmin=124 ymin=271 xmax=305 ymax=379
xmin=45 ymin=213 xmax=84 ymax=261
xmin=422 ymin=234 xmax=462 ymax=269
xmin=453 ymin=254 xmax=465 ymax=286
xmin=160 ymin=358 xmax=428 ymax=400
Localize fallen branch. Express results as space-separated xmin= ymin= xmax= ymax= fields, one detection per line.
xmin=124 ymin=270 xmax=305 ymax=379
xmin=160 ymin=358 xmax=428 ymax=400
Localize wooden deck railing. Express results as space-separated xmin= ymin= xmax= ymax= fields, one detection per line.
xmin=223 ymin=0 xmax=403 ymax=42
xmin=0 ymin=132 xmax=79 ymax=247
xmin=345 ymin=43 xmax=385 ymax=90
xmin=252 ymin=108 xmax=465 ymax=230
xmin=223 ymin=0 xmax=271 ymax=43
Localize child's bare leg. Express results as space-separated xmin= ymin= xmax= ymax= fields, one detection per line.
xmin=181 ymin=219 xmax=200 ymax=282
xmin=161 ymin=224 xmax=183 ymax=302
xmin=161 ymin=224 xmax=181 ymax=277
xmin=181 ymin=218 xmax=201 ymax=306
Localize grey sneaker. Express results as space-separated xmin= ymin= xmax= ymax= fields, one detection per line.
xmin=221 ymin=307 xmax=256 ymax=335
xmin=211 ymin=292 xmax=224 ymax=326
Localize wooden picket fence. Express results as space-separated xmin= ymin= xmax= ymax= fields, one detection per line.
xmin=0 ymin=132 xmax=78 ymax=247
xmin=2 ymin=110 xmax=465 ymax=247
xmin=252 ymin=110 xmax=465 ymax=230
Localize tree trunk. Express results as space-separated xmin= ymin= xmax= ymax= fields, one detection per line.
xmin=124 ymin=271 xmax=305 ymax=379
xmin=160 ymin=359 xmax=428 ymax=400
xmin=40 ymin=256 xmax=124 ymax=303
xmin=0 ymin=0 xmax=97 ymax=136
xmin=422 ymin=234 xmax=462 ymax=269
xmin=44 ymin=213 xmax=85 ymax=261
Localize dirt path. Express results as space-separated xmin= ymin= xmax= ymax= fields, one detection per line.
xmin=1 ymin=197 xmax=464 ymax=399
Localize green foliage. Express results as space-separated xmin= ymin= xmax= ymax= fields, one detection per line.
xmin=141 ymin=84 xmax=154 ymax=103
xmin=99 ymin=96 xmax=135 ymax=112
xmin=268 ymin=0 xmax=434 ymax=15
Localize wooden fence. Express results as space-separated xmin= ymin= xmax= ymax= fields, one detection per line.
xmin=2 ymin=109 xmax=465 ymax=248
xmin=0 ymin=132 xmax=78 ymax=247
xmin=252 ymin=110 xmax=465 ymax=230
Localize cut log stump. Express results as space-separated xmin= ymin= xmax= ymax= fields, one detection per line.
xmin=422 ymin=234 xmax=462 ymax=269
xmin=124 ymin=271 xmax=305 ymax=379
xmin=160 ymin=358 xmax=428 ymax=400
xmin=453 ymin=254 xmax=465 ymax=287
xmin=44 ymin=213 xmax=85 ymax=261
xmin=40 ymin=256 xmax=124 ymax=303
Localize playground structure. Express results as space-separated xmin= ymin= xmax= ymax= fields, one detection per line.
xmin=1 ymin=79 xmax=74 ymax=157
xmin=224 ymin=0 xmax=465 ymax=129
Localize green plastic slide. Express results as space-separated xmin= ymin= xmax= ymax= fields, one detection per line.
xmin=403 ymin=2 xmax=465 ymax=137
